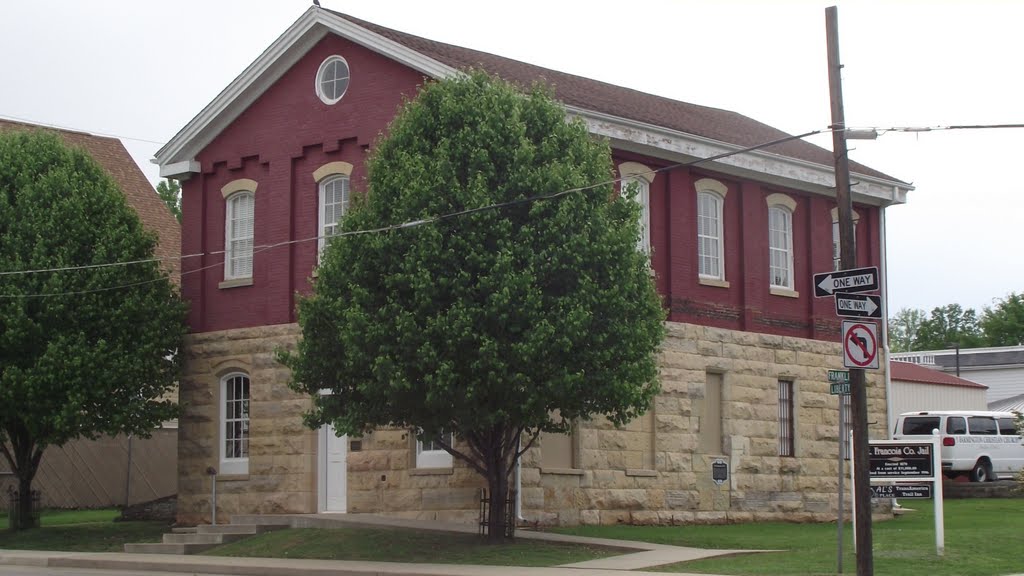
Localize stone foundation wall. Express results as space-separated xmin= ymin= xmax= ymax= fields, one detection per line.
xmin=178 ymin=321 xmax=887 ymax=526
xmin=178 ymin=323 xmax=312 ymax=525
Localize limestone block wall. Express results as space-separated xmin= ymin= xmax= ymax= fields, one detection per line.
xmin=177 ymin=320 xmax=887 ymax=526
xmin=518 ymin=322 xmax=887 ymax=525
xmin=178 ymin=323 xmax=312 ymax=525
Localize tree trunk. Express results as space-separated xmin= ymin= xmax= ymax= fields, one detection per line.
xmin=3 ymin=426 xmax=43 ymax=531
xmin=485 ymin=461 xmax=509 ymax=543
xmin=15 ymin=471 xmax=36 ymax=530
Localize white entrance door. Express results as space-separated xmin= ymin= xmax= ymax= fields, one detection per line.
xmin=318 ymin=424 xmax=347 ymax=513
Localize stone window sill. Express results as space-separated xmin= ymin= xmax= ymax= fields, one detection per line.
xmin=216 ymin=474 xmax=250 ymax=482
xmin=219 ymin=277 xmax=253 ymax=290
xmin=625 ymin=469 xmax=657 ymax=477
xmin=409 ymin=467 xmax=454 ymax=476
xmin=770 ymin=287 xmax=800 ymax=299
xmin=540 ymin=467 xmax=584 ymax=476
xmin=699 ymin=277 xmax=730 ymax=289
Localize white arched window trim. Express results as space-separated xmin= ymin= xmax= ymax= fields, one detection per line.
xmin=219 ymin=372 xmax=251 ymax=476
xmin=695 ymin=178 xmax=728 ymax=286
xmin=222 ymin=186 xmax=255 ymax=284
xmin=618 ymin=162 xmax=653 ymax=255
xmin=766 ymin=193 xmax=797 ymax=296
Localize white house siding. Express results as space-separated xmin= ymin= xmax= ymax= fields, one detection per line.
xmin=890 ymin=380 xmax=987 ymax=417
xmin=958 ymin=367 xmax=1024 ymax=403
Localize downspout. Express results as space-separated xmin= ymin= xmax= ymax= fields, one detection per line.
xmin=881 ymin=187 xmax=895 ymax=439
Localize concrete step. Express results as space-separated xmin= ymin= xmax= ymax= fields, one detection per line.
xmin=196 ymin=523 xmax=289 ymax=535
xmin=126 ymin=522 xmax=290 ymax=555
xmin=123 ymin=542 xmax=219 ymax=555
xmin=170 ymin=526 xmax=197 ymax=534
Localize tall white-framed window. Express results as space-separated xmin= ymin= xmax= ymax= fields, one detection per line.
xmin=618 ymin=162 xmax=653 ymax=255
xmin=696 ymin=179 xmax=727 ymax=280
xmin=766 ymin=194 xmax=796 ymax=291
xmin=220 ymin=373 xmax=251 ymax=475
xmin=319 ymin=175 xmax=350 ymax=256
xmin=224 ymin=191 xmax=255 ymax=280
xmin=416 ymin=431 xmax=454 ymax=468
xmin=831 ymin=208 xmax=860 ymax=271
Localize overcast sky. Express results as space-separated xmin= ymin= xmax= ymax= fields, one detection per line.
xmin=2 ymin=0 xmax=1021 ymax=316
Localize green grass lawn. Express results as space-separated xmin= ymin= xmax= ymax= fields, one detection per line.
xmin=554 ymin=498 xmax=1024 ymax=576
xmin=0 ymin=508 xmax=168 ymax=552
xmin=205 ymin=526 xmax=622 ymax=566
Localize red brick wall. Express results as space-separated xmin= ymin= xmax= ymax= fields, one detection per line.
xmin=181 ymin=36 xmax=880 ymax=341
xmin=181 ymin=35 xmax=425 ymax=332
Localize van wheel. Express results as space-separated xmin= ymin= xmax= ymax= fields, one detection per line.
xmin=970 ymin=460 xmax=992 ymax=482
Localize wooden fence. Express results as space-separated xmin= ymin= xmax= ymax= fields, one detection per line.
xmin=0 ymin=429 xmax=177 ymax=509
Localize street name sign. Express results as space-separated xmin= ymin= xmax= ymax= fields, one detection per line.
xmin=842 ymin=320 xmax=879 ymax=369
xmin=828 ymin=370 xmax=850 ymax=395
xmin=834 ymin=293 xmax=882 ymax=319
xmin=870 ymin=484 xmax=932 ymax=499
xmin=867 ymin=442 xmax=935 ymax=477
xmin=813 ymin=266 xmax=879 ymax=297
xmin=830 ymin=382 xmax=851 ymax=395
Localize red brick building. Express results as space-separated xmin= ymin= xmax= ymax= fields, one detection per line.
xmin=157 ymin=8 xmax=912 ymax=525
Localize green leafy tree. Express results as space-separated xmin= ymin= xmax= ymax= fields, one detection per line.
xmin=914 ymin=303 xmax=983 ymax=351
xmin=156 ymin=178 xmax=182 ymax=222
xmin=980 ymin=292 xmax=1024 ymax=346
xmin=282 ymin=72 xmax=665 ymax=541
xmin=0 ymin=131 xmax=188 ymax=530
xmin=888 ymin=307 xmax=926 ymax=352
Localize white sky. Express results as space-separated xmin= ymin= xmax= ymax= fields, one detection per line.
xmin=2 ymin=0 xmax=1021 ymax=316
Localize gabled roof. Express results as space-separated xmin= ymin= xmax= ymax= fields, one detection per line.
xmin=156 ymin=7 xmax=911 ymax=203
xmin=890 ymin=361 xmax=988 ymax=389
xmin=0 ymin=119 xmax=181 ymax=282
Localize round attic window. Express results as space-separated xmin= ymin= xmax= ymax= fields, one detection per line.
xmin=316 ymin=56 xmax=350 ymax=104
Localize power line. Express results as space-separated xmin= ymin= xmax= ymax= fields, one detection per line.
xmin=0 ymin=128 xmax=826 ymax=299
xmin=0 ymin=113 xmax=168 ymax=146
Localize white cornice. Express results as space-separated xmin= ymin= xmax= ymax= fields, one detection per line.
xmin=567 ymin=106 xmax=912 ymax=205
xmin=155 ymin=8 xmax=912 ymax=205
xmin=154 ymin=7 xmax=458 ymax=174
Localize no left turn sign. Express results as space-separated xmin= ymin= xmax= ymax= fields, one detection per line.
xmin=842 ymin=320 xmax=879 ymax=369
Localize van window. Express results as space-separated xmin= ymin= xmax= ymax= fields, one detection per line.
xmin=998 ymin=418 xmax=1018 ymax=436
xmin=968 ymin=417 xmax=997 ymax=435
xmin=902 ymin=417 xmax=940 ymax=435
xmin=946 ymin=417 xmax=967 ymax=434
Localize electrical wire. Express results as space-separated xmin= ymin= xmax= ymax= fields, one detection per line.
xmin=0 ymin=113 xmax=168 ymax=146
xmin=0 ymin=127 xmax=827 ymax=299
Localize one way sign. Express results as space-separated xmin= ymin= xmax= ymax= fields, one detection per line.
xmin=835 ymin=293 xmax=882 ymax=318
xmin=813 ymin=266 xmax=879 ymax=297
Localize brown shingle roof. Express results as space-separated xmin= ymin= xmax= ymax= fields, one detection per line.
xmin=0 ymin=119 xmax=181 ymax=283
xmin=890 ymin=361 xmax=988 ymax=389
xmin=331 ymin=10 xmax=905 ymax=184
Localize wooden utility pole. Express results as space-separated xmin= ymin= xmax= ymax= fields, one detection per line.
xmin=825 ymin=6 xmax=873 ymax=575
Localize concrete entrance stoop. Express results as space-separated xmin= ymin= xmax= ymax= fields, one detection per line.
xmin=123 ymin=522 xmax=289 ymax=555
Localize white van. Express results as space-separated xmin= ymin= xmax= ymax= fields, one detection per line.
xmin=892 ymin=411 xmax=1024 ymax=482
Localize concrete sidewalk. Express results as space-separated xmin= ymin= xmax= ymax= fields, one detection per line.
xmin=0 ymin=512 xmax=768 ymax=576
xmin=0 ymin=550 xmax=738 ymax=576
